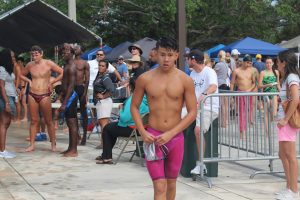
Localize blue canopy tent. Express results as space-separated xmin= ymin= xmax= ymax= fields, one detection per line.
xmin=210 ymin=37 xmax=286 ymax=58
xmin=81 ymin=44 xmax=112 ymax=60
xmin=205 ymin=44 xmax=225 ymax=57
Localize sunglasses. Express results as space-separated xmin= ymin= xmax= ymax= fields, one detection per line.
xmin=131 ymin=47 xmax=137 ymax=50
xmin=96 ymin=54 xmax=104 ymax=56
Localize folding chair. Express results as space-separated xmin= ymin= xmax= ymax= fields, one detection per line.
xmin=114 ymin=113 xmax=149 ymax=166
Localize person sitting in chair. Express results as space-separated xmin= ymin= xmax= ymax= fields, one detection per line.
xmin=95 ymin=77 xmax=149 ymax=164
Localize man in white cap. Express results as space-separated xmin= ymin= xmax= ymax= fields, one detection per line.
xmin=230 ymin=49 xmax=240 ymax=70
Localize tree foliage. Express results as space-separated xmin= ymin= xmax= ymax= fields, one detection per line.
xmin=0 ymin=0 xmax=299 ymax=50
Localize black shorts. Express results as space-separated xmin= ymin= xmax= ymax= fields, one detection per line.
xmin=75 ymin=85 xmax=85 ymax=102
xmin=64 ymin=93 xmax=78 ymax=119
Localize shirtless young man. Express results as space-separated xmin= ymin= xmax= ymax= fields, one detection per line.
xmin=230 ymin=54 xmax=258 ymax=138
xmin=59 ymin=43 xmax=79 ymax=157
xmin=20 ymin=46 xmax=63 ymax=152
xmin=131 ymin=37 xmax=197 ymax=200
xmin=11 ymin=51 xmax=22 ymax=123
xmin=74 ymin=45 xmax=90 ymax=145
xmin=16 ymin=57 xmax=28 ymax=122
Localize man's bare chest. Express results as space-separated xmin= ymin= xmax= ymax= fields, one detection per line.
xmin=146 ymin=80 xmax=184 ymax=100
xmin=30 ymin=65 xmax=50 ymax=78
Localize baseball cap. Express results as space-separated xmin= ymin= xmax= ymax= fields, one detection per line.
xmin=231 ymin=49 xmax=240 ymax=55
xmin=243 ymin=54 xmax=252 ymax=62
xmin=255 ymin=54 xmax=262 ymax=59
xmin=188 ymin=49 xmax=204 ymax=63
xmin=118 ymin=55 xmax=124 ymax=60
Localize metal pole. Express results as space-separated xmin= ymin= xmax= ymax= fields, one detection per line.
xmin=177 ymin=0 xmax=186 ymax=70
xmin=68 ymin=0 xmax=77 ymax=22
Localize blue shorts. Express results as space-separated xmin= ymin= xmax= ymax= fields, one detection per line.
xmin=0 ymin=96 xmax=16 ymax=116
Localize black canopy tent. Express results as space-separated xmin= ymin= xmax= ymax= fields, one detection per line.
xmin=0 ymin=0 xmax=100 ymax=53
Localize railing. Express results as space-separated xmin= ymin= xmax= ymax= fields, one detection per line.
xmin=194 ymin=92 xmax=300 ymax=188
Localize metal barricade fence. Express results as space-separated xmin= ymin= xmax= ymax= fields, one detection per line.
xmin=195 ymin=92 xmax=300 ymax=188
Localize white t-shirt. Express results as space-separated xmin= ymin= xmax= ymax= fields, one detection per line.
xmin=88 ymin=59 xmax=115 ymax=90
xmin=190 ymin=66 xmax=219 ymax=113
xmin=0 ymin=66 xmax=17 ymax=97
xmin=278 ymin=73 xmax=300 ymax=119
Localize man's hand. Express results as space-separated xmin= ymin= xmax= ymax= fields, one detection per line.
xmin=141 ymin=131 xmax=156 ymax=144
xmin=5 ymin=103 xmax=11 ymax=113
xmin=155 ymin=132 xmax=172 ymax=146
xmin=48 ymin=83 xmax=53 ymax=92
xmin=80 ymin=92 xmax=87 ymax=103
xmin=58 ymin=104 xmax=66 ymax=113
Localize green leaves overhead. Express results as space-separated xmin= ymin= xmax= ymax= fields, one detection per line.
xmin=1 ymin=0 xmax=299 ymax=50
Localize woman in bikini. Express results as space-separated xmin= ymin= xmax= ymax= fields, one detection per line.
xmin=20 ymin=45 xmax=63 ymax=152
xmin=258 ymin=57 xmax=280 ymax=117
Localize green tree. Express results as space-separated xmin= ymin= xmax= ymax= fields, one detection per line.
xmin=274 ymin=0 xmax=300 ymax=42
xmin=1 ymin=0 xmax=296 ymax=51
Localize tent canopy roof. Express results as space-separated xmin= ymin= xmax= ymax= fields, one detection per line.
xmin=81 ymin=45 xmax=112 ymax=60
xmin=279 ymin=35 xmax=300 ymax=49
xmin=0 ymin=0 xmax=100 ymax=53
xmin=106 ymin=37 xmax=157 ymax=61
xmin=205 ymin=44 xmax=225 ymax=56
xmin=210 ymin=37 xmax=286 ymax=57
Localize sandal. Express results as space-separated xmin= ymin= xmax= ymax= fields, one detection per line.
xmin=95 ymin=155 xmax=102 ymax=160
xmin=96 ymin=159 xmax=113 ymax=164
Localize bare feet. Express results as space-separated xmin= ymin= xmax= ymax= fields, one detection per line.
xmin=62 ymin=151 xmax=78 ymax=157
xmin=60 ymin=149 xmax=70 ymax=154
xmin=51 ymin=142 xmax=57 ymax=152
xmin=24 ymin=145 xmax=35 ymax=152
xmin=21 ymin=118 xmax=28 ymax=122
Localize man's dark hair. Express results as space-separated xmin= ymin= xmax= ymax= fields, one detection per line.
xmin=0 ymin=48 xmax=14 ymax=75
xmin=188 ymin=49 xmax=204 ymax=64
xmin=156 ymin=37 xmax=178 ymax=51
xmin=30 ymin=45 xmax=43 ymax=53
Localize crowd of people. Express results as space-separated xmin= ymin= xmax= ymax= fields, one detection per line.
xmin=0 ymin=38 xmax=299 ymax=199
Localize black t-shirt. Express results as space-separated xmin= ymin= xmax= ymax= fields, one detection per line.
xmin=131 ymin=66 xmax=145 ymax=81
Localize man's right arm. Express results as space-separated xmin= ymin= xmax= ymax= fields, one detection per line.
xmin=230 ymin=69 xmax=237 ymax=91
xmin=131 ymin=75 xmax=155 ymax=144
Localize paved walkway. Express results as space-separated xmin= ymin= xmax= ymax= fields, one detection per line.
xmin=0 ymin=123 xmax=296 ymax=200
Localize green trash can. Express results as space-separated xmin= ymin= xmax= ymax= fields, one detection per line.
xmin=180 ymin=121 xmax=197 ymax=177
xmin=180 ymin=119 xmax=218 ymax=177
xmin=204 ymin=118 xmax=218 ymax=177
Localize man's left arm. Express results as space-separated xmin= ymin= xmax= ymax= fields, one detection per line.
xmin=49 ymin=60 xmax=63 ymax=85
xmin=250 ymin=68 xmax=259 ymax=92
